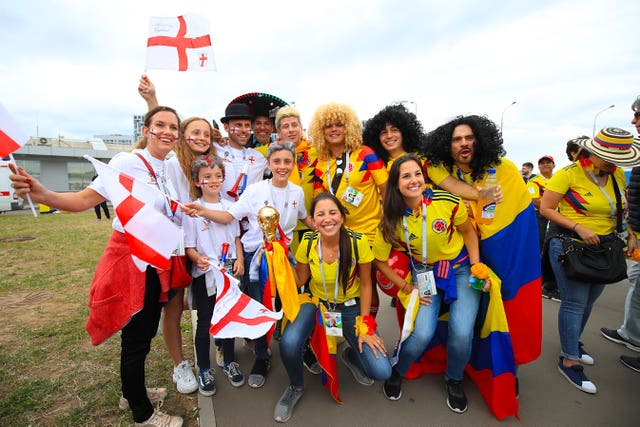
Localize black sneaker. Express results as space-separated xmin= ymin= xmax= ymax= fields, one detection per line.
xmin=303 ymin=345 xmax=321 ymax=375
xmin=542 ymin=287 xmax=561 ymax=302
xmin=445 ymin=379 xmax=468 ymax=413
xmin=620 ymin=355 xmax=640 ymax=373
xmin=600 ymin=327 xmax=640 ymax=352
xmin=383 ymin=368 xmax=402 ymax=401
xmin=197 ymin=368 xmax=216 ymax=397
xmin=249 ymin=357 xmax=271 ymax=388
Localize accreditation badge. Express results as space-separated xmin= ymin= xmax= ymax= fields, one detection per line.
xmin=412 ymin=263 xmax=437 ymax=297
xmin=324 ymin=311 xmax=343 ymax=337
xmin=340 ymin=186 xmax=363 ymax=207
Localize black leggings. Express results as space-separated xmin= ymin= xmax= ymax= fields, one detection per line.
xmin=191 ymin=274 xmax=234 ymax=368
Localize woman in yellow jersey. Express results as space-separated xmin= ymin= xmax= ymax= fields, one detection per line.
xmin=373 ymin=154 xmax=489 ymax=413
xmin=309 ymin=103 xmax=388 ymax=321
xmin=541 ymin=128 xmax=640 ymax=394
xmin=274 ymin=193 xmax=391 ymax=422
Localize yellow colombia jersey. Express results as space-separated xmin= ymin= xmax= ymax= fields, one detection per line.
xmin=294 ymin=140 xmax=317 ymax=231
xmin=313 ymin=146 xmax=388 ymax=245
xmin=426 ymin=157 xmax=532 ymax=240
xmin=295 ymin=228 xmax=374 ymax=304
xmin=546 ymin=162 xmax=626 ymax=235
xmin=372 ymin=190 xmax=468 ymax=264
xmin=527 ymin=174 xmax=549 ymax=200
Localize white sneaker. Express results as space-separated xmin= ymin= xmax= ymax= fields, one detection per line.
xmin=119 ymin=387 xmax=167 ymax=410
xmin=135 ymin=409 xmax=183 ymax=427
xmin=172 ymin=360 xmax=198 ymax=394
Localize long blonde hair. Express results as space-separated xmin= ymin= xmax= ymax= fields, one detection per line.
xmin=308 ymin=103 xmax=362 ymax=160
xmin=175 ymin=117 xmax=217 ymax=195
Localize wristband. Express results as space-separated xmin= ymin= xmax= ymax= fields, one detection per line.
xmin=355 ymin=315 xmax=377 ymax=337
xmin=572 ymin=223 xmax=579 ymax=231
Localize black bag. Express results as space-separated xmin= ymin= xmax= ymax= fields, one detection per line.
xmin=560 ymin=237 xmax=627 ymax=284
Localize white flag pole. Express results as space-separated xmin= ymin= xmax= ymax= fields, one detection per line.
xmin=8 ymin=153 xmax=37 ymax=217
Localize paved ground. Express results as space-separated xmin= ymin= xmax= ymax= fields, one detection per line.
xmin=195 ymin=280 xmax=639 ymax=427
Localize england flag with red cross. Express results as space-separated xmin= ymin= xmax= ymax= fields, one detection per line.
xmin=85 ymin=155 xmax=180 ymax=271
xmin=146 ymin=13 xmax=216 ymax=72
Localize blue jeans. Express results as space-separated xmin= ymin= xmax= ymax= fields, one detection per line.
xmin=394 ymin=265 xmax=479 ymax=381
xmin=549 ymin=238 xmax=605 ymax=361
xmin=279 ymin=302 xmax=391 ymax=387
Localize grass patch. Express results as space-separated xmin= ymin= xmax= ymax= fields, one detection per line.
xmin=0 ymin=211 xmax=196 ymax=426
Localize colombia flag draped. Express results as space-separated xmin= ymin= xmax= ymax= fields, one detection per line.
xmin=404 ymin=159 xmax=542 ymax=419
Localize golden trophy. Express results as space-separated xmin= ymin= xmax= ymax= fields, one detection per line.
xmin=257 ymin=205 xmax=279 ymax=243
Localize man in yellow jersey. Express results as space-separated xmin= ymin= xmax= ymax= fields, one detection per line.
xmin=529 ymin=155 xmax=558 ymax=300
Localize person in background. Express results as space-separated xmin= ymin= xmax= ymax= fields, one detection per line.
xmin=10 ymin=106 xmax=184 ymax=427
xmin=521 ymin=162 xmax=537 ymax=183
xmin=541 ymin=128 xmax=639 ymax=393
xmin=601 ymin=95 xmax=640 ymax=372
xmin=91 ymin=174 xmax=111 ymax=221
xmin=529 ymin=155 xmax=558 ymax=301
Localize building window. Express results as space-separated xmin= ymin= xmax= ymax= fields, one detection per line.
xmin=18 ymin=160 xmax=40 ymax=181
xmin=67 ymin=161 xmax=95 ymax=191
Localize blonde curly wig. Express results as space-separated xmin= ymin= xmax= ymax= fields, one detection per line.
xmin=308 ymin=103 xmax=362 ymax=160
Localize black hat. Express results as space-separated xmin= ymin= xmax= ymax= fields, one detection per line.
xmin=220 ymin=103 xmax=253 ymax=123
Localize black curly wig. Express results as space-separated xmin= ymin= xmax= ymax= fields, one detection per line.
xmin=363 ymin=104 xmax=425 ymax=164
xmin=422 ymin=115 xmax=505 ymax=182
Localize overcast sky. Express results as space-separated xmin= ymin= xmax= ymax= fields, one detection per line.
xmin=2 ymin=0 xmax=638 ymax=170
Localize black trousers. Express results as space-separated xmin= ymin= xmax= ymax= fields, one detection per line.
xmin=94 ymin=201 xmax=110 ymax=219
xmin=191 ymin=274 xmax=235 ymax=368
xmin=120 ymin=267 xmax=162 ymax=423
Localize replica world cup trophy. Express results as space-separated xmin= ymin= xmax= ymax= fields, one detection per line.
xmin=257 ymin=205 xmax=280 ymax=245
xmin=256 ymin=205 xmax=301 ymax=328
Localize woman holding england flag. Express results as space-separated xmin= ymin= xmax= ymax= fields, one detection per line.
xmin=10 ymin=106 xmax=184 ymax=427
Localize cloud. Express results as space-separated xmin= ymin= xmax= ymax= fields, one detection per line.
xmin=1 ymin=0 xmax=638 ymax=169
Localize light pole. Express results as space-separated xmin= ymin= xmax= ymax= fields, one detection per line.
xmin=592 ymin=104 xmax=615 ymax=136
xmin=500 ymin=101 xmax=516 ymax=131
xmin=398 ymin=100 xmax=417 ymax=116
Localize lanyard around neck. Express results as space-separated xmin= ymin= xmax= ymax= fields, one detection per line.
xmin=325 ymin=151 xmax=350 ymax=195
xmin=588 ymin=171 xmax=616 ymax=219
xmin=402 ymin=199 xmax=427 ymax=266
xmin=317 ymin=237 xmax=340 ymax=308
xmin=135 ymin=150 xmax=173 ymax=217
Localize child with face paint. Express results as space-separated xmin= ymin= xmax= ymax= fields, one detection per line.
xmin=183 ymin=155 xmax=245 ymax=395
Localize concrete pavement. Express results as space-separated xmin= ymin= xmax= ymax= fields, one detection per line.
xmin=196 ymin=280 xmax=639 ymax=427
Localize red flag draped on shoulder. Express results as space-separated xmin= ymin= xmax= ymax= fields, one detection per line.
xmin=0 ymin=103 xmax=28 ymax=157
xmin=85 ymin=155 xmax=179 ymax=271
xmin=210 ymin=266 xmax=282 ymax=339
xmin=146 ymin=13 xmax=216 ymax=71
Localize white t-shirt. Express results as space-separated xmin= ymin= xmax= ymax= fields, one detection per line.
xmin=228 ymin=179 xmax=307 ymax=252
xmin=89 ymin=148 xmax=179 ymax=233
xmin=213 ymin=142 xmax=267 ymax=203
xmin=184 ymin=198 xmax=240 ymax=277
